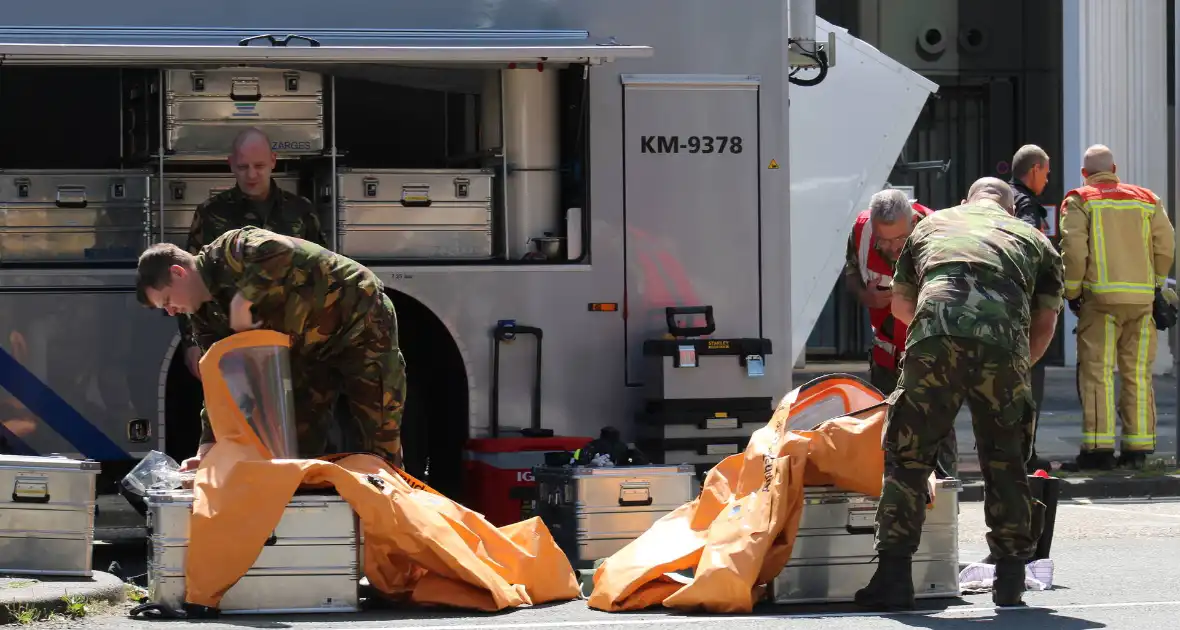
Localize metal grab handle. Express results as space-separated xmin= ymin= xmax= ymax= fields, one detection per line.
xmin=238 ymin=33 xmax=322 ymax=47
xmin=618 ymin=481 xmax=652 ymax=507
xmin=230 ymin=78 xmax=262 ymax=102
xmin=846 ymin=508 xmax=875 ymax=534
xmin=399 ymin=184 xmax=432 ymax=207
xmin=55 ymin=185 xmax=88 ymax=209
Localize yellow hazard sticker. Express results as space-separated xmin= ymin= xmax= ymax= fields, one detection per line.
xmin=768 ymin=159 xmax=779 ymax=169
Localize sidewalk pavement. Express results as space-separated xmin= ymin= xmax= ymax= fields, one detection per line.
xmin=794 ymin=363 xmax=1180 ymax=500
xmin=0 ymin=572 xmax=126 ymax=623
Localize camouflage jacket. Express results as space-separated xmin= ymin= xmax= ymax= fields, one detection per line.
xmin=189 ymin=226 xmax=384 ymax=359
xmin=178 ymin=180 xmax=326 ymax=348
xmin=891 ymin=200 xmax=1065 ymax=359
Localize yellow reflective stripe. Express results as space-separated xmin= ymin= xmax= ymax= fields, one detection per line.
xmin=1155 ymin=275 xmax=1168 ymax=287
xmin=1122 ymin=435 xmax=1156 ymax=445
xmin=1085 ymin=198 xmax=1158 ymax=290
xmin=1101 ymin=314 xmax=1117 ymax=440
xmin=1142 ymin=204 xmax=1154 ymax=283
xmin=1083 ymin=282 xmax=1155 ymax=294
xmin=1065 ymin=280 xmax=1083 ymax=290
xmin=1091 ymin=201 xmax=1109 ymax=284
xmin=1133 ymin=314 xmax=1152 ymax=448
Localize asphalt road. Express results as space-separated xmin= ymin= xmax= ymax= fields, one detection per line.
xmin=65 ymin=496 xmax=1180 ymax=630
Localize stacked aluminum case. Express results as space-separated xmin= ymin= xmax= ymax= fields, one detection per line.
xmin=0 ymin=170 xmax=153 ymax=263
xmin=0 ymin=455 xmax=100 ymax=577
xmin=333 ymin=168 xmax=495 ymax=260
xmin=771 ymin=478 xmax=962 ymax=604
xmin=533 ymin=464 xmax=694 ymax=569
xmin=152 ymin=173 xmax=302 ymax=247
xmin=144 ymin=490 xmax=361 ymax=614
xmin=124 ymin=68 xmax=325 ymax=160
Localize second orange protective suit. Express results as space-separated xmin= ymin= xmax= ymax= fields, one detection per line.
xmin=182 ymin=331 xmax=580 ymax=612
xmin=587 ymin=375 xmax=936 ymax=613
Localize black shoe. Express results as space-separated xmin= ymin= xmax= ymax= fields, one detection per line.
xmin=1076 ymin=451 xmax=1116 ymax=471
xmin=993 ymin=557 xmax=1027 ymax=607
xmin=854 ymin=554 xmax=916 ymax=611
xmin=1116 ymin=451 xmax=1148 ymax=470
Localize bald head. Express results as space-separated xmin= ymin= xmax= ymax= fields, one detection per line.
xmin=1082 ymin=144 xmax=1116 ymax=176
xmin=966 ymin=176 xmax=1015 ymax=213
xmin=228 ymin=127 xmax=277 ymax=200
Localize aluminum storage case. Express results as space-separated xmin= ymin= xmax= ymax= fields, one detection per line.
xmin=771 ymin=478 xmax=962 ymax=604
xmin=123 ymin=68 xmax=324 ymax=160
xmin=334 ymin=168 xmax=495 ymax=260
xmin=0 ymin=454 xmax=100 ymax=577
xmin=144 ymin=490 xmax=361 ymax=614
xmin=152 ymin=173 xmax=302 ymax=247
xmin=0 ymin=170 xmax=152 ymax=263
xmin=534 ymin=464 xmax=695 ymax=569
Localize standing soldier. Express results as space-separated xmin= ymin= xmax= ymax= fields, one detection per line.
xmin=855 ymin=177 xmax=1064 ymax=611
xmin=1009 ymin=144 xmax=1054 ymax=473
xmin=176 ymin=127 xmax=326 ymax=381
xmin=1060 ymin=144 xmax=1175 ymax=471
xmin=843 ymin=189 xmax=957 ymax=476
xmin=136 ymin=227 xmax=407 ymax=471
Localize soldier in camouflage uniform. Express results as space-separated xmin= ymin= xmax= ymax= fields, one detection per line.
xmin=136 ymin=227 xmax=407 ymax=470
xmin=855 ymin=177 xmax=1064 ymax=611
xmin=176 ymin=127 xmax=326 ymax=381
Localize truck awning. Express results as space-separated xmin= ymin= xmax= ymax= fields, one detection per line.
xmin=0 ymin=27 xmax=652 ymax=65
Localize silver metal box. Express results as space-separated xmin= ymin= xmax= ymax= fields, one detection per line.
xmin=771 ymin=478 xmax=962 ymax=604
xmin=144 ymin=490 xmax=360 ymax=614
xmin=534 ymin=464 xmax=695 ymax=569
xmin=0 ymin=454 xmax=100 ymax=577
xmin=0 ymin=170 xmax=152 ymax=263
xmin=334 ymin=168 xmax=494 ymax=260
xmin=151 ymin=173 xmax=302 ymax=247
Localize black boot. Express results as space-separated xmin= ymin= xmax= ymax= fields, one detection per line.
xmin=992 ymin=557 xmax=1027 ymax=607
xmin=854 ymin=554 xmax=915 ymax=611
xmin=1117 ymin=451 xmax=1147 ymax=470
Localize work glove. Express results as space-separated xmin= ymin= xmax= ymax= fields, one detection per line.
xmin=1067 ymin=296 xmax=1083 ymax=316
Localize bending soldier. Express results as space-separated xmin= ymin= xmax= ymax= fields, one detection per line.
xmin=856 ymin=177 xmax=1064 ymax=611
xmin=136 ymin=227 xmax=407 ymax=470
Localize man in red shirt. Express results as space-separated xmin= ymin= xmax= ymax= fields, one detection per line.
xmin=843 ymin=188 xmax=955 ymax=476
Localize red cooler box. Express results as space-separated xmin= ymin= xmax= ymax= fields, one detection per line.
xmin=464 ymin=436 xmax=591 ymax=526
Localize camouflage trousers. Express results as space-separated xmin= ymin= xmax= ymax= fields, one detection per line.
xmin=869 ymin=357 xmax=959 ymax=479
xmin=876 ymin=336 xmax=1037 ymax=561
xmin=292 ymin=292 xmax=407 ymax=469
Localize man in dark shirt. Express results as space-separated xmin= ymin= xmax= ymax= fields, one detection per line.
xmin=177 ymin=127 xmax=326 ymax=379
xmin=1009 ymin=144 xmax=1053 ymax=473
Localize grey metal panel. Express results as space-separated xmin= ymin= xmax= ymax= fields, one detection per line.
xmin=0 ymin=27 xmax=651 ymax=65
xmin=621 ymin=74 xmax=762 ymax=384
xmin=0 ymin=289 xmax=179 ymax=458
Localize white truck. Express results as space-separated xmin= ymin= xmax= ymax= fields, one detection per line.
xmin=0 ymin=0 xmax=935 ymax=499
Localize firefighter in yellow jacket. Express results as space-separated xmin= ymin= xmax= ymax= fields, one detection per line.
xmin=1060 ymin=144 xmax=1175 ymax=471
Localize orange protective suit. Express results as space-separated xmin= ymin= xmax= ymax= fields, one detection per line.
xmin=587 ymin=375 xmax=936 ymax=613
xmin=183 ymin=330 xmax=580 ymax=612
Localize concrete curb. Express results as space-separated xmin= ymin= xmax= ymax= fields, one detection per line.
xmin=0 ymin=572 xmax=126 ymax=623
xmin=960 ymin=473 xmax=1180 ymax=502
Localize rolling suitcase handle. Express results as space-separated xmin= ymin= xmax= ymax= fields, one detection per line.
xmin=490 ymin=321 xmax=550 ymax=438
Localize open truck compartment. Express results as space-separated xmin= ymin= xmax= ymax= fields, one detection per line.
xmin=0 ymin=28 xmax=633 ymax=265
